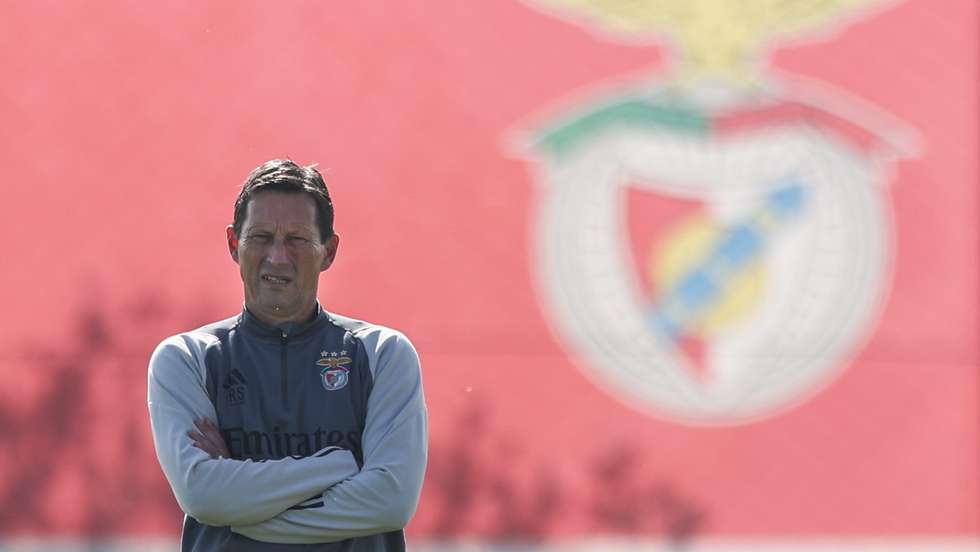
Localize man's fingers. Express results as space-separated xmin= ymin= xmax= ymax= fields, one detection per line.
xmin=191 ymin=420 xmax=216 ymax=449
xmin=193 ymin=418 xmax=212 ymax=438
xmin=188 ymin=430 xmax=214 ymax=451
xmin=197 ymin=418 xmax=221 ymax=441
xmin=193 ymin=418 xmax=224 ymax=451
xmin=188 ymin=432 xmax=213 ymax=452
xmin=190 ymin=418 xmax=230 ymax=458
xmin=202 ymin=418 xmax=231 ymax=457
xmin=189 ymin=422 xmax=223 ymax=458
xmin=187 ymin=431 xmax=213 ymax=450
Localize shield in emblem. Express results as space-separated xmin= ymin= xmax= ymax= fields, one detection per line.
xmin=321 ymin=366 xmax=350 ymax=391
xmin=522 ymin=84 xmax=914 ymax=425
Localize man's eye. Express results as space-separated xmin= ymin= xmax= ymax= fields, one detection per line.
xmin=288 ymin=236 xmax=309 ymax=243
xmin=251 ymin=234 xmax=272 ymax=243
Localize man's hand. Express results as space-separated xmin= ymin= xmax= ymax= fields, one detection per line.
xmin=188 ymin=418 xmax=230 ymax=459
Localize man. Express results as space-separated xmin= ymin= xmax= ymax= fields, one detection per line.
xmin=147 ymin=159 xmax=427 ymax=551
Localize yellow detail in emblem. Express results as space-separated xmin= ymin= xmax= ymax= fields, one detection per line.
xmin=528 ymin=0 xmax=890 ymax=83
xmin=651 ymin=215 xmax=765 ymax=338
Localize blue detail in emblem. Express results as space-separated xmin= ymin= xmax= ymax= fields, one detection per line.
xmin=320 ymin=367 xmax=349 ymax=391
xmin=647 ymin=178 xmax=808 ymax=342
xmin=768 ymin=181 xmax=806 ymax=218
xmin=715 ymin=225 xmax=762 ymax=268
xmin=676 ymin=270 xmax=719 ymax=309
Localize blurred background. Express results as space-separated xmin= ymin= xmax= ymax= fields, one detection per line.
xmin=0 ymin=0 xmax=976 ymax=550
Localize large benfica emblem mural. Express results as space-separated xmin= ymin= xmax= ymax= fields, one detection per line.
xmin=514 ymin=0 xmax=919 ymax=424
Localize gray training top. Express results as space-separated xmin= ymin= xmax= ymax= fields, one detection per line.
xmin=147 ymin=304 xmax=428 ymax=551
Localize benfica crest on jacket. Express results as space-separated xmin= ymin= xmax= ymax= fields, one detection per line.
xmin=318 ymin=350 xmax=352 ymax=391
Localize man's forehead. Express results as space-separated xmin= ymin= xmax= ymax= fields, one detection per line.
xmin=243 ymin=191 xmax=319 ymax=228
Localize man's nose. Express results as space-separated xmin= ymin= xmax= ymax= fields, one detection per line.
xmin=265 ymin=238 xmax=290 ymax=264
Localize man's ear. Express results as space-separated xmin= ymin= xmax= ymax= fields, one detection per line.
xmin=226 ymin=226 xmax=240 ymax=264
xmin=320 ymin=234 xmax=340 ymax=272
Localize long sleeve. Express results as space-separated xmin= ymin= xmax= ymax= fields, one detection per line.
xmin=230 ymin=330 xmax=428 ymax=544
xmin=147 ymin=334 xmax=360 ymax=527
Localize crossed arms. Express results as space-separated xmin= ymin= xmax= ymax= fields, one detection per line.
xmin=147 ymin=330 xmax=428 ymax=544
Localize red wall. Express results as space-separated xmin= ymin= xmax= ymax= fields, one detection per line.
xmin=0 ymin=0 xmax=976 ymax=543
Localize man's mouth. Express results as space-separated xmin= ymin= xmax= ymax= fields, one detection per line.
xmin=261 ymin=274 xmax=292 ymax=285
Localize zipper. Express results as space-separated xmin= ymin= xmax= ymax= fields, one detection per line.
xmin=280 ymin=330 xmax=289 ymax=408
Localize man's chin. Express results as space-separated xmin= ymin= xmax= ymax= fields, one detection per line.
xmin=251 ymin=297 xmax=295 ymax=315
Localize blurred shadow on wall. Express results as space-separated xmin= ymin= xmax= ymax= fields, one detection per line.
xmin=424 ymin=400 xmax=706 ymax=545
xmin=0 ymin=291 xmax=205 ymax=536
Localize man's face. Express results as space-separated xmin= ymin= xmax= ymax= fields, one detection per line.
xmin=227 ymin=191 xmax=339 ymax=326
